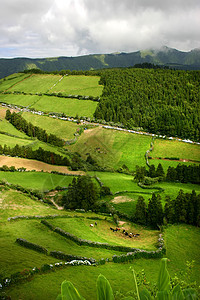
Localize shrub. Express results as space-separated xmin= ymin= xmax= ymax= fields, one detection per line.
xmin=16 ymin=238 xmax=48 ymax=254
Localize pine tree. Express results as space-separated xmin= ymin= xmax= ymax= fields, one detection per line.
xmin=147 ymin=193 xmax=163 ymax=228
xmin=134 ymin=196 xmax=147 ymax=225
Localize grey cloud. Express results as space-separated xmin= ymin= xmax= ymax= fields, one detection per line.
xmin=0 ymin=0 xmax=199 ymax=58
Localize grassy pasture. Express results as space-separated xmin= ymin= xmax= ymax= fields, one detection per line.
xmin=152 ymin=139 xmax=200 ymax=162
xmin=32 ymin=95 xmax=97 ymax=118
xmin=0 ymin=133 xmax=32 ymax=147
xmin=0 ymin=119 xmax=28 ymax=138
xmin=0 ymin=188 xmax=65 ymax=222
xmin=9 ymin=74 xmax=62 ymax=93
xmin=0 ymin=73 xmax=29 ymax=91
xmin=69 ymin=127 xmax=152 ymax=170
xmin=0 ymin=93 xmax=38 ymax=107
xmin=51 ymin=75 xmax=103 ymax=97
xmin=49 ymin=218 xmax=158 ymax=250
xmin=22 ymin=112 xmax=79 ymax=140
xmin=0 ymin=171 xmax=76 ymax=191
xmin=0 ymin=132 xmax=69 ymax=156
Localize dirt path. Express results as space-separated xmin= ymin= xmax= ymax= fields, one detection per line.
xmin=49 ymin=198 xmax=64 ymax=210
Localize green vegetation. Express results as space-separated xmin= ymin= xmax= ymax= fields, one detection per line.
xmin=69 ymin=127 xmax=151 ymax=170
xmin=0 ymin=118 xmax=29 ymax=138
xmin=9 ymin=74 xmax=62 ymax=93
xmin=0 ymin=68 xmax=200 ymax=300
xmin=0 ymin=73 xmax=30 ymax=91
xmin=51 ymin=75 xmax=103 ymax=97
xmin=94 ymin=69 xmax=200 ymax=142
xmin=32 ymin=95 xmax=97 ymax=118
xmin=22 ymin=112 xmax=79 ymax=140
xmin=0 ymin=171 xmax=75 ymax=191
xmin=151 ymin=139 xmax=200 ymax=162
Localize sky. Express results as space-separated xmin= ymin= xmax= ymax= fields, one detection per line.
xmin=0 ymin=0 xmax=200 ymax=58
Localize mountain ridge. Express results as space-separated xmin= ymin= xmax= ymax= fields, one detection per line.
xmin=0 ymin=47 xmax=200 ymax=79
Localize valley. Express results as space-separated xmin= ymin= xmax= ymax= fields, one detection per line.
xmin=0 ymin=68 xmax=199 ymax=299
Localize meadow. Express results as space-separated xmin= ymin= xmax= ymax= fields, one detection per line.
xmin=0 ymin=118 xmax=29 ymax=139
xmin=0 ymin=73 xmax=30 ymax=91
xmin=51 ymin=75 xmax=103 ymax=97
xmin=31 ymin=95 xmax=98 ymax=118
xmin=69 ymin=127 xmax=152 ymax=170
xmin=1 ymin=187 xmax=199 ymax=299
xmin=0 ymin=71 xmax=200 ymax=300
xmin=9 ymin=74 xmax=62 ymax=93
xmin=151 ymin=139 xmax=200 ymax=162
xmin=0 ymin=171 xmax=76 ymax=191
xmin=22 ymin=112 xmax=80 ymax=140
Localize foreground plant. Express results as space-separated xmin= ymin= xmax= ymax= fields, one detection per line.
xmin=56 ymin=258 xmax=198 ymax=299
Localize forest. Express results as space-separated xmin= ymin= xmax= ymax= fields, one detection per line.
xmin=94 ymin=68 xmax=200 ymax=141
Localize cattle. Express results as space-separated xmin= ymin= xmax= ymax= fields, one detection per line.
xmin=90 ymin=224 xmax=94 ymax=227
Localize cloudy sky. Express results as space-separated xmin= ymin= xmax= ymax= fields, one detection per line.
xmin=0 ymin=0 xmax=200 ymax=58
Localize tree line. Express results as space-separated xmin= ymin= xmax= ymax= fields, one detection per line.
xmin=6 ymin=110 xmax=64 ymax=147
xmin=135 ymin=163 xmax=200 ymax=185
xmin=0 ymin=144 xmax=71 ymax=166
xmin=94 ymin=68 xmax=200 ymax=141
xmin=134 ymin=190 xmax=200 ymax=228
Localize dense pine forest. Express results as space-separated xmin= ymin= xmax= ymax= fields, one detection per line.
xmin=94 ymin=68 xmax=200 ymax=141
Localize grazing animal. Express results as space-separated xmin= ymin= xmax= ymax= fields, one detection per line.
xmin=95 ymin=222 xmax=97 ymax=226
xmin=90 ymin=224 xmax=94 ymax=227
xmin=122 ymin=229 xmax=125 ymax=233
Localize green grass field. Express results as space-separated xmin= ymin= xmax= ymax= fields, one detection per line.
xmin=9 ymin=74 xmax=62 ymax=93
xmin=1 ymin=186 xmax=199 ymax=300
xmin=0 ymin=133 xmax=33 ymax=147
xmin=152 ymin=139 xmax=200 ymax=162
xmin=51 ymin=75 xmax=103 ymax=97
xmin=0 ymin=93 xmax=39 ymax=107
xmin=0 ymin=171 xmax=75 ymax=191
xmin=0 ymin=74 xmax=30 ymax=91
xmin=31 ymin=95 xmax=98 ymax=118
xmin=22 ymin=112 xmax=80 ymax=140
xmin=69 ymin=127 xmax=152 ymax=170
xmin=0 ymin=119 xmax=29 ymax=138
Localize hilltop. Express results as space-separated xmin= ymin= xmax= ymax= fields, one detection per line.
xmin=0 ymin=46 xmax=200 ymax=79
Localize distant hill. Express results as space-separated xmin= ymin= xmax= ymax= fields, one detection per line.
xmin=0 ymin=46 xmax=200 ymax=79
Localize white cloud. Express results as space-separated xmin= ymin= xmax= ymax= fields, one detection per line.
xmin=0 ymin=0 xmax=199 ymax=57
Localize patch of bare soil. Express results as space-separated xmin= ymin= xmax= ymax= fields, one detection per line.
xmin=0 ymin=155 xmax=85 ymax=175
xmin=111 ymin=196 xmax=134 ymax=204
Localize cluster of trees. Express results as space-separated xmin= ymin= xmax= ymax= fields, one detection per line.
xmin=61 ymin=176 xmax=99 ymax=211
xmin=134 ymin=190 xmax=200 ymax=228
xmin=6 ymin=110 xmax=64 ymax=147
xmin=22 ymin=68 xmax=102 ymax=76
xmin=166 ymin=164 xmax=200 ymax=184
xmin=135 ymin=163 xmax=165 ymax=182
xmin=0 ymin=144 xmax=71 ymax=166
xmin=94 ymin=68 xmax=200 ymax=141
xmin=135 ymin=163 xmax=200 ymax=185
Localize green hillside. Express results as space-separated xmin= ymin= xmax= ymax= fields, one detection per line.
xmin=0 ymin=47 xmax=200 ymax=79
xmin=0 ymin=67 xmax=200 ymax=300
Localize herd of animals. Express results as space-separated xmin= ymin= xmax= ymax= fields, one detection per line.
xmin=89 ymin=223 xmax=140 ymax=239
xmin=110 ymin=227 xmax=140 ymax=238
